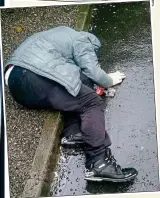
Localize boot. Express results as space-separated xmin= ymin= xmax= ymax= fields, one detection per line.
xmin=85 ymin=148 xmax=138 ymax=182
xmin=61 ymin=132 xmax=84 ymax=148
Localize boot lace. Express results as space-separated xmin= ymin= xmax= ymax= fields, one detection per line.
xmin=105 ymin=154 xmax=122 ymax=172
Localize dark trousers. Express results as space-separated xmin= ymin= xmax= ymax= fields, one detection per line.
xmin=7 ymin=66 xmax=111 ymax=167
xmin=62 ymin=73 xmax=95 ymax=138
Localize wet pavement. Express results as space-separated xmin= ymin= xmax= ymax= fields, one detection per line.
xmin=49 ymin=1 xmax=160 ymax=196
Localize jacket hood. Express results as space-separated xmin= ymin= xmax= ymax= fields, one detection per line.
xmin=80 ymin=31 xmax=101 ymax=51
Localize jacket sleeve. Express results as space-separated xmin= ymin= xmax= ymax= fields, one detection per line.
xmin=73 ymin=35 xmax=113 ymax=88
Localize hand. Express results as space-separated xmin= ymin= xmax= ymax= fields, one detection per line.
xmin=108 ymin=71 xmax=126 ymax=86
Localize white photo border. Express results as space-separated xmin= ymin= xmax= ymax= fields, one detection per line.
xmin=2 ymin=0 xmax=160 ymax=197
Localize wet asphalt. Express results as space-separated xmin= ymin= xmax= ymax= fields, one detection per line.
xmin=50 ymin=2 xmax=160 ymax=196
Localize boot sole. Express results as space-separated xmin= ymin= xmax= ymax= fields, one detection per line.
xmin=85 ymin=172 xmax=138 ymax=183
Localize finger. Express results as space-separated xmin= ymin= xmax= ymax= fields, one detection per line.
xmin=116 ymin=71 xmax=125 ymax=74
xmin=118 ymin=79 xmax=122 ymax=83
xmin=121 ymin=75 xmax=126 ymax=79
xmin=120 ymin=74 xmax=126 ymax=78
xmin=119 ymin=72 xmax=125 ymax=76
xmin=117 ymin=76 xmax=126 ymax=80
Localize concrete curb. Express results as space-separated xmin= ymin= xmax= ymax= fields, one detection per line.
xmin=75 ymin=4 xmax=92 ymax=31
xmin=22 ymin=112 xmax=63 ymax=197
xmin=22 ymin=5 xmax=92 ymax=198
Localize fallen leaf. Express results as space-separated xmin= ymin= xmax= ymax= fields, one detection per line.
xmin=16 ymin=25 xmax=24 ymax=33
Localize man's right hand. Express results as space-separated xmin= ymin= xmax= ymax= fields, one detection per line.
xmin=108 ymin=71 xmax=126 ymax=86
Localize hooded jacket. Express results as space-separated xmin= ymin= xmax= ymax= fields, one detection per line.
xmin=6 ymin=26 xmax=113 ymax=96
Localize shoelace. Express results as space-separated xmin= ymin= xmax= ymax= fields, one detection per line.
xmin=110 ymin=155 xmax=117 ymax=163
xmin=105 ymin=154 xmax=122 ymax=172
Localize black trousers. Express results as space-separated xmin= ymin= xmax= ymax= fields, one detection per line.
xmin=7 ymin=66 xmax=111 ymax=167
xmin=62 ymin=72 xmax=95 ymax=138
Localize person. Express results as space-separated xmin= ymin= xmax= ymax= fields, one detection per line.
xmin=4 ymin=26 xmax=138 ymax=182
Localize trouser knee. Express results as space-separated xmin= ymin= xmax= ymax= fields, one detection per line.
xmin=83 ymin=94 xmax=105 ymax=113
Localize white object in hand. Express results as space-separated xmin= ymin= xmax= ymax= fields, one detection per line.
xmin=108 ymin=71 xmax=126 ymax=86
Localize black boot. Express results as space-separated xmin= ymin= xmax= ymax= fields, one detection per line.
xmin=61 ymin=132 xmax=84 ymax=148
xmin=85 ymin=148 xmax=138 ymax=182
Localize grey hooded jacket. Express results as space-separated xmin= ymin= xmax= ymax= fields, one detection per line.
xmin=6 ymin=26 xmax=113 ymax=96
